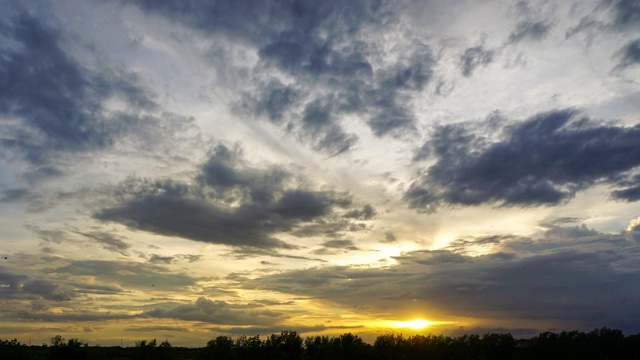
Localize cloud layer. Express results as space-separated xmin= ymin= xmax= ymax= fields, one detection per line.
xmin=406 ymin=110 xmax=640 ymax=211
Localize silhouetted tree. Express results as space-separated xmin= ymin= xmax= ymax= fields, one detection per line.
xmin=330 ymin=333 xmax=371 ymax=360
xmin=236 ymin=335 xmax=263 ymax=360
xmin=48 ymin=335 xmax=87 ymax=360
xmin=264 ymin=331 xmax=302 ymax=360
xmin=305 ymin=335 xmax=331 ymax=360
xmin=135 ymin=338 xmax=158 ymax=360
xmin=203 ymin=335 xmax=235 ymax=360
xmin=374 ymin=334 xmax=407 ymax=360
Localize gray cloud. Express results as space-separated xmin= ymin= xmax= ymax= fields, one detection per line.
xmin=21 ymin=280 xmax=71 ymax=302
xmin=141 ymin=297 xmax=287 ymax=326
xmin=0 ymin=13 xmax=155 ymax=164
xmin=0 ymin=188 xmax=31 ymax=202
xmin=613 ymin=185 xmax=640 ymax=201
xmin=311 ymin=239 xmax=360 ymax=255
xmin=611 ymin=0 xmax=640 ymax=29
xmin=615 ymin=38 xmax=640 ymax=69
xmin=56 ymin=260 xmax=198 ymax=292
xmin=344 ymin=204 xmax=376 ymax=220
xmin=131 ymin=0 xmax=434 ymax=154
xmin=0 ymin=269 xmax=27 ymax=292
xmin=405 ymin=109 xmax=640 ymax=211
xmin=16 ymin=310 xmax=134 ymax=322
xmin=75 ymin=231 xmax=131 ymax=255
xmin=460 ymin=45 xmax=495 ymax=76
xmin=247 ymin=226 xmax=640 ymax=333
xmin=322 ymin=240 xmax=359 ymax=250
xmin=0 ymin=266 xmax=125 ymax=304
xmin=25 ymin=224 xmax=66 ymax=243
xmin=96 ymin=143 xmax=364 ymax=249
xmin=149 ymin=255 xmax=174 ymax=264
xmin=508 ymin=20 xmax=552 ymax=43
xmin=384 ymin=232 xmax=397 ymax=243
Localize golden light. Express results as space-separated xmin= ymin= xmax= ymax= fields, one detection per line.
xmin=391 ymin=319 xmax=434 ymax=330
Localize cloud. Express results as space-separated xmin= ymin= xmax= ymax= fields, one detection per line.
xmin=140 ymin=297 xmax=287 ymax=326
xmin=21 ymin=280 xmax=71 ymax=302
xmin=614 ymin=38 xmax=640 ymax=69
xmin=16 ymin=311 xmax=134 ymax=322
xmin=247 ymin=225 xmax=640 ymax=332
xmin=0 ymin=269 xmax=27 ymax=292
xmin=344 ymin=204 xmax=376 ymax=220
xmin=507 ymin=20 xmax=552 ymax=44
xmin=131 ymin=0 xmax=434 ymax=154
xmin=75 ymin=231 xmax=131 ymax=255
xmin=148 ymin=255 xmax=174 ymax=264
xmin=405 ymin=109 xmax=640 ymax=211
xmin=55 ymin=260 xmax=198 ymax=292
xmin=312 ymin=239 xmax=360 ymax=255
xmin=95 ymin=143 xmax=366 ymax=249
xmin=611 ymin=0 xmax=640 ymax=29
xmin=24 ymin=224 xmax=66 ymax=243
xmin=0 ymin=13 xmax=155 ymax=164
xmin=626 ymin=217 xmax=640 ymax=242
xmin=384 ymin=232 xmax=397 ymax=243
xmin=460 ymin=45 xmax=495 ymax=76
xmin=0 ymin=188 xmax=31 ymax=202
xmin=0 ymin=267 xmax=124 ymax=303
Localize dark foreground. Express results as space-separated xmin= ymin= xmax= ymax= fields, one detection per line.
xmin=2 ymin=328 xmax=640 ymax=359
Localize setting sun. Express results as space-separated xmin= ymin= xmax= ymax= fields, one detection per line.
xmin=392 ymin=319 xmax=435 ymax=330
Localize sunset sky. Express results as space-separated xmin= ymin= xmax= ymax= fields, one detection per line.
xmin=1 ymin=0 xmax=640 ymax=347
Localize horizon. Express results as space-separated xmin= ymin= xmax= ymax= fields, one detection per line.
xmin=2 ymin=326 xmax=637 ymax=348
xmin=1 ymin=0 xmax=640 ymax=348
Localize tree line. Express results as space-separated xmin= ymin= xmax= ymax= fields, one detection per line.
xmin=1 ymin=327 xmax=640 ymax=359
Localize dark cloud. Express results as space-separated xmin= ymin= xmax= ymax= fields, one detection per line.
xmin=248 ymin=227 xmax=640 ymax=333
xmin=460 ymin=45 xmax=495 ymax=76
xmin=0 ymin=188 xmax=31 ymax=202
xmin=447 ymin=234 xmax=519 ymax=254
xmin=56 ymin=260 xmax=198 ymax=292
xmin=24 ymin=224 xmax=66 ymax=243
xmin=312 ymin=239 xmax=360 ymax=255
xmin=227 ymin=247 xmax=327 ymax=263
xmin=15 ymin=311 xmax=134 ymax=322
xmin=149 ymin=255 xmax=174 ymax=264
xmin=132 ymin=0 xmax=433 ymax=154
xmin=406 ymin=109 xmax=640 ymax=211
xmin=244 ymin=80 xmax=299 ymax=124
xmin=322 ymin=240 xmax=358 ymax=249
xmin=612 ymin=185 xmax=640 ymax=201
xmin=96 ymin=143 xmax=364 ymax=249
xmin=0 ymin=267 xmax=124 ymax=303
xmin=615 ymin=38 xmax=640 ymax=69
xmin=141 ymin=297 xmax=287 ymax=326
xmin=75 ymin=231 xmax=131 ymax=255
xmin=344 ymin=204 xmax=376 ymax=220
xmin=0 ymin=13 xmax=155 ymax=164
xmin=611 ymin=0 xmax=640 ymax=29
xmin=0 ymin=269 xmax=27 ymax=292
xmin=21 ymin=280 xmax=71 ymax=302
xmin=24 ymin=166 xmax=64 ymax=184
xmin=508 ymin=20 xmax=552 ymax=43
xmin=384 ymin=232 xmax=397 ymax=243
xmin=176 ymin=254 xmax=203 ymax=263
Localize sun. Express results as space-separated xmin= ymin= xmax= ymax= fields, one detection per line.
xmin=392 ymin=319 xmax=434 ymax=330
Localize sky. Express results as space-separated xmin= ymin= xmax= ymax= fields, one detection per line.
xmin=1 ymin=0 xmax=640 ymax=347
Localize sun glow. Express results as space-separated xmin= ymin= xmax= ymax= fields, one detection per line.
xmin=391 ymin=319 xmax=434 ymax=329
